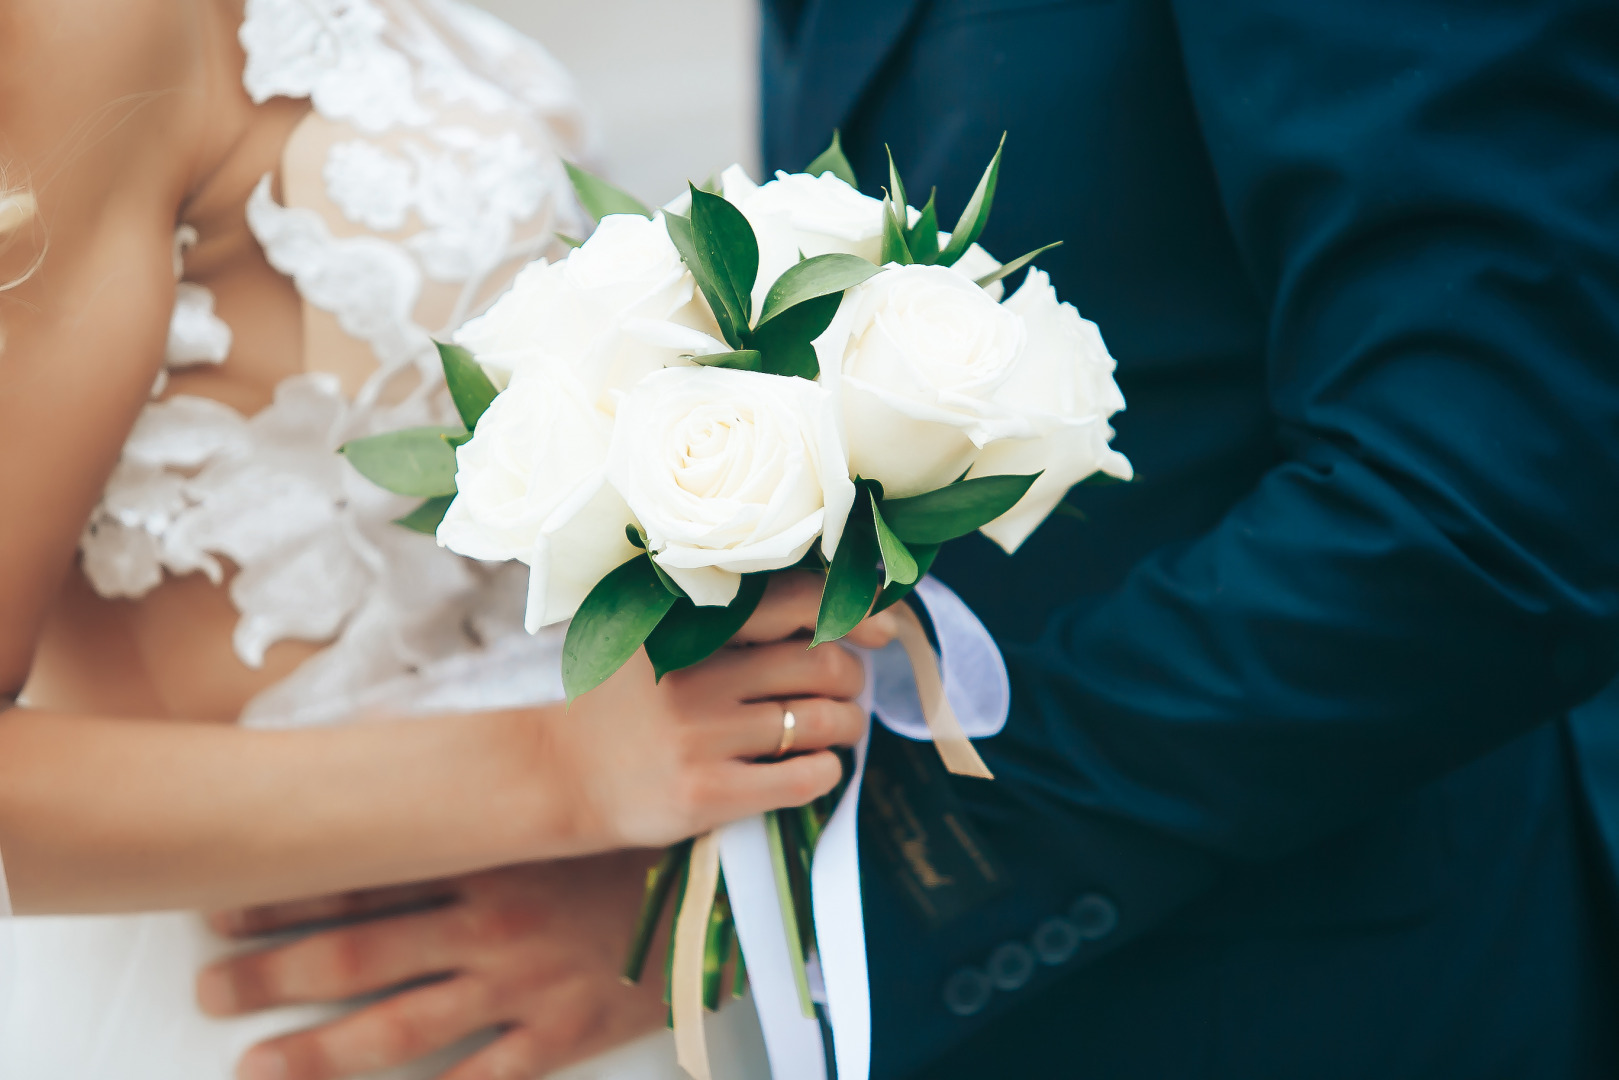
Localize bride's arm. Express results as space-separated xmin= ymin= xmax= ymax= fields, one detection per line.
xmin=0 ymin=4 xmax=881 ymax=917
xmin=0 ymin=635 xmax=868 ymax=915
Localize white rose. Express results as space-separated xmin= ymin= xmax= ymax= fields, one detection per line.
xmin=454 ymin=213 xmax=726 ymax=406
xmin=720 ymin=165 xmax=887 ymax=313
xmin=607 ymin=366 xmax=856 ymax=607
xmin=438 ymin=361 xmax=640 ymax=631
xmin=814 ymin=263 xmax=1035 ymax=498
xmin=967 ymin=268 xmax=1132 ymax=552
xmin=947 ymin=241 xmax=1005 ymax=301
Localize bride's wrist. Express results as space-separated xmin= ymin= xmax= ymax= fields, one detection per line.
xmin=471 ymin=704 xmax=595 ymax=864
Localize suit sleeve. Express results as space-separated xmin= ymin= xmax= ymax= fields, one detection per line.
xmin=870 ymin=1 xmax=1619 ymax=1072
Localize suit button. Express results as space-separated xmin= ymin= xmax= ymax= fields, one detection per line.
xmin=1031 ymin=917 xmax=1080 ymax=965
xmin=986 ymin=942 xmax=1035 ymax=990
xmin=942 ymin=966 xmax=993 ymax=1017
xmin=1069 ymin=893 xmax=1118 ymax=940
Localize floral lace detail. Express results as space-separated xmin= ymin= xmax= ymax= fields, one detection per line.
xmin=247 ymin=176 xmax=433 ymax=375
xmin=241 ymin=0 xmax=430 ymax=133
xmin=80 ymin=0 xmax=587 ymax=724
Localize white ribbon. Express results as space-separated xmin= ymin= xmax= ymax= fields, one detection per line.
xmin=719 ymin=576 xmax=1008 ymax=1080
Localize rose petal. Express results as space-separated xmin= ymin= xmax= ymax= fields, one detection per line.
xmin=656 ymin=561 xmax=742 ymax=608
xmin=968 ymin=418 xmax=1133 ymax=554
xmin=523 ymin=480 xmax=642 ymax=629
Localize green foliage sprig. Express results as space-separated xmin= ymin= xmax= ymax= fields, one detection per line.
xmin=663 ymin=186 xmax=880 ymax=378
xmin=338 ymin=343 xmax=498 ymax=535
xmin=871 ymin=137 xmax=1064 ymax=287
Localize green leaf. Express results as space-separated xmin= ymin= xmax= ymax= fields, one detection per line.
xmin=556 ymin=233 xmax=583 ymax=249
xmin=663 ymin=213 xmax=735 ymax=346
xmin=884 ymin=145 xmax=908 ymax=216
xmin=688 ymin=349 xmax=763 ymax=371
xmin=869 ymin=491 xmax=918 ymax=588
xmin=644 ymin=573 xmax=769 ymax=681
xmin=649 ymin=556 xmax=688 ymax=598
xmin=564 ymin=160 xmax=652 ymax=221
xmin=690 ymin=185 xmax=760 ymax=327
xmin=561 ymin=555 xmax=680 ymax=700
xmin=871 ymin=543 xmax=940 ymax=614
xmin=881 ymin=472 xmax=1041 ymax=545
xmin=804 ymin=130 xmax=858 ymax=188
xmin=879 ymin=196 xmax=914 ymax=266
xmin=938 ymin=133 xmax=1006 ymax=268
xmin=813 ymin=495 xmax=881 ymax=646
xmin=751 ymin=293 xmax=840 ymax=380
xmin=756 ymin=253 xmax=880 ymax=327
xmin=905 ymin=190 xmax=940 ymax=264
xmin=626 ymin=525 xmax=647 ymax=549
xmin=437 ymin=342 xmax=500 ymax=430
xmin=394 ymin=494 xmax=454 ymax=534
xmin=663 ymin=198 xmax=757 ymax=351
xmin=339 ymin=426 xmax=464 ymax=498
xmin=975 ymin=241 xmax=1063 ymax=289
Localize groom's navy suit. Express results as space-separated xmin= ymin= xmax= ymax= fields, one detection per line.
xmin=762 ymin=1 xmax=1619 ymax=1076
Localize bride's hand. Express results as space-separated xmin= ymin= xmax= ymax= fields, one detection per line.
xmin=550 ymin=570 xmax=897 ymax=852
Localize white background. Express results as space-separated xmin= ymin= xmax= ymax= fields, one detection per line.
xmin=471 ymin=0 xmax=762 ymax=202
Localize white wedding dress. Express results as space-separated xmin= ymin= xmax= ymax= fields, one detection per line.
xmin=0 ymin=1 xmax=767 ymax=1075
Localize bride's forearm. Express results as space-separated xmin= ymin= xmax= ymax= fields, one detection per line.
xmin=0 ymin=703 xmax=574 ymax=915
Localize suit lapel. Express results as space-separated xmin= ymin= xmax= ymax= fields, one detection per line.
xmin=787 ymin=0 xmax=927 ymax=173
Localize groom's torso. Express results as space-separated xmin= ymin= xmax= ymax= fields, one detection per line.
xmin=763 ymin=2 xmax=1619 ymax=1077
xmin=767 ymin=0 xmax=1274 ymax=636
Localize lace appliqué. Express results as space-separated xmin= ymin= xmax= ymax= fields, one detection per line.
xmin=241 ymin=0 xmax=430 ymax=133
xmin=242 ymin=0 xmax=583 ymax=319
xmin=247 ymin=176 xmax=432 ymax=376
xmin=80 ymin=0 xmax=588 ymax=724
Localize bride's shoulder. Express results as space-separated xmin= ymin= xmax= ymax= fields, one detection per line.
xmin=1 ymin=0 xmax=201 ymax=102
xmin=0 ymin=0 xmax=210 ymax=184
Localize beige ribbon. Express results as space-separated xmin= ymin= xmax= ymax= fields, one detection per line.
xmin=673 ymin=830 xmax=723 ymax=1080
xmin=889 ymin=601 xmax=995 ymax=780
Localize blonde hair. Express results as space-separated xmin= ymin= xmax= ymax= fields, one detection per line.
xmin=0 ymin=183 xmax=41 ymax=355
xmin=0 ymin=189 xmax=34 ymax=237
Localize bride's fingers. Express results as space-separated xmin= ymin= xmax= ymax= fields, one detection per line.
xmin=729 ymin=570 xmax=900 ymax=650
xmin=676 ymin=638 xmax=865 ymax=703
xmin=705 ymin=698 xmax=867 ymax=761
xmin=710 ymin=751 xmax=845 ymax=823
xmin=199 ymin=906 xmax=466 ymax=1015
xmin=438 ymin=1025 xmax=549 ymax=1080
xmin=234 ymin=974 xmax=499 ymax=1080
xmin=730 ymin=570 xmax=825 ymax=644
xmin=207 ymin=880 xmax=457 ymax=939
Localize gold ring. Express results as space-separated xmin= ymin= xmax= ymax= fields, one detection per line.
xmin=775 ymin=707 xmax=797 ymax=758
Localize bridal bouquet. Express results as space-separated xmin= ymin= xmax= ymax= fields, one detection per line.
xmin=342 ymin=133 xmax=1129 ymax=1080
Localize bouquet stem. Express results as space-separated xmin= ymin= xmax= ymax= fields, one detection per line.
xmin=622 ymin=840 xmax=691 ymax=985
xmin=703 ymin=882 xmax=734 ymax=1010
xmin=765 ymin=809 xmax=817 ymax=1019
